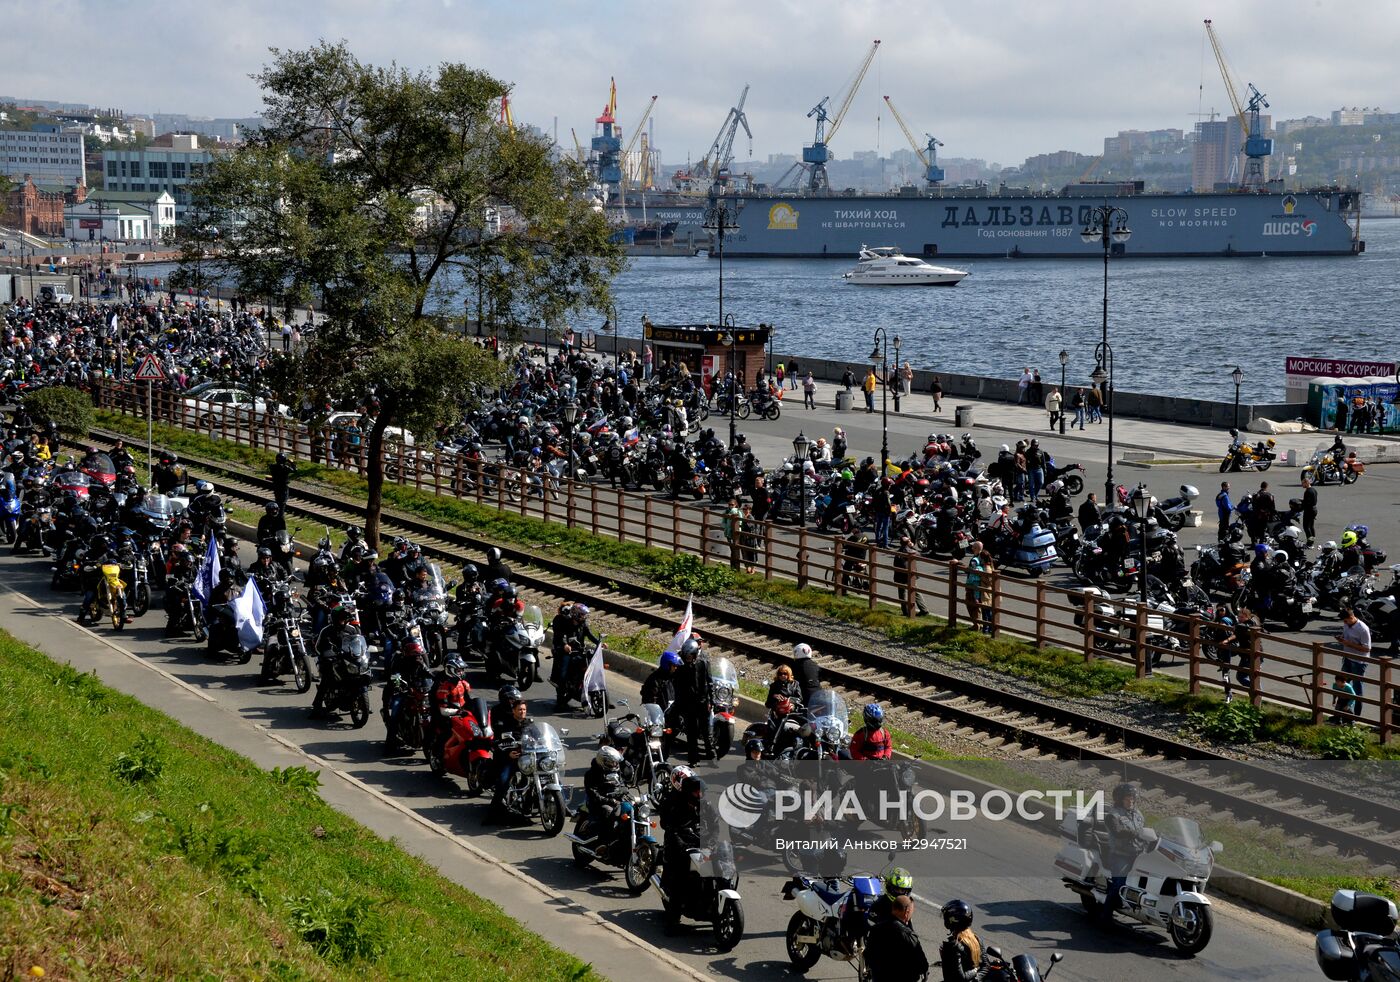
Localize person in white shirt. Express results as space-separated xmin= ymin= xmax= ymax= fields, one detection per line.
xmin=1016 ymin=367 xmax=1033 ymax=405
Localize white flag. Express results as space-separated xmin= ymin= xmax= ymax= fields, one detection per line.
xmin=581 ymin=637 xmax=607 ymax=694
xmin=192 ymin=536 xmax=220 ymax=608
xmin=233 ymin=577 xmax=266 ymax=652
xmin=668 ymin=597 xmax=693 ymax=653
xmin=109 ymin=311 xmax=118 ymax=331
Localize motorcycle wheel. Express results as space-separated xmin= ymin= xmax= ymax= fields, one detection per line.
xmin=292 ymin=650 xmax=311 ymax=694
xmin=625 ymin=840 xmax=657 ymax=895
xmin=131 ymin=583 xmax=150 ymax=617
xmin=712 ymin=719 xmax=733 ymax=759
xmin=540 ymin=788 xmax=566 ymax=837
xmin=192 ymin=615 xmax=207 ymax=643
xmin=1063 ymin=474 xmax=1084 ymax=496
xmin=1168 ymin=902 xmax=1213 ymax=955
xmin=517 ymin=663 xmax=535 ymax=692
xmin=1285 ymin=607 xmax=1311 ymax=632
xmin=571 ymin=817 xmax=593 ymax=869
xmin=713 ymin=897 xmax=745 ymax=952
xmin=50 ymin=568 xmax=62 ymax=590
xmin=425 ymin=630 xmax=444 ymax=668
xmin=785 ymin=911 xmax=823 ymax=972
xmin=237 ymin=643 xmax=253 ymax=665
xmin=465 ymin=760 xmax=483 ymax=796
xmin=1258 ymin=461 xmax=1272 ymax=472
xmin=1218 ymin=458 xmax=1232 ymax=473
xmin=425 ymin=744 xmax=446 ymax=778
xmin=111 ymin=598 xmax=124 ymax=632
xmin=765 ymin=404 xmax=781 ymax=421
xmin=1343 ymin=469 xmax=1359 ymax=485
xmin=350 ymin=693 xmax=371 ymax=729
xmin=737 ymin=402 xmax=751 ymax=421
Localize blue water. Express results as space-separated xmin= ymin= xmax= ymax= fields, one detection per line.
xmin=142 ymin=219 xmax=1400 ymax=403
xmin=606 ymin=219 xmax=1400 ymax=404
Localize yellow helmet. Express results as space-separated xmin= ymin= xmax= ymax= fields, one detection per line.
xmin=1265 ymin=438 xmax=1276 ymax=448
xmin=1341 ymin=530 xmax=1358 ymax=548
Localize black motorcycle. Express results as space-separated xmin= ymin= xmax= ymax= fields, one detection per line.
xmin=314 ymin=632 xmax=373 ymax=728
xmin=259 ymin=584 xmax=315 ymax=691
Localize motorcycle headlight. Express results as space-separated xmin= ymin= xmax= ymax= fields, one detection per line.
xmin=536 ymin=752 xmax=558 ymax=772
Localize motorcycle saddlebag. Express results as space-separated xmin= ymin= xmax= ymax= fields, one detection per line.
xmin=1052 ymin=844 xmax=1098 ymax=881
xmin=1330 ymin=889 xmax=1397 ymax=935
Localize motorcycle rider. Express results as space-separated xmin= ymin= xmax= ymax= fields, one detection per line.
xmin=659 ymin=774 xmax=712 ymax=931
xmin=936 ymin=898 xmax=984 ymax=982
xmin=483 ymin=545 xmax=512 ymax=584
xmin=849 ymin=704 xmax=893 ymax=760
xmin=641 ymin=649 xmax=680 ymax=710
xmin=490 ymin=684 xmax=523 ymax=735
xmin=790 ymin=642 xmax=821 ymax=704
xmin=550 ymin=601 xmax=599 ymax=698
xmin=580 ymin=746 xmax=626 ymax=838
xmin=255 ymin=501 xmax=286 ymax=546
xmin=185 ymin=480 xmax=221 ymax=536
xmin=153 ymin=453 xmax=181 ymax=496
xmin=270 ymin=451 xmax=294 ymax=510
xmin=866 ymin=894 xmax=929 ymax=982
xmin=380 ymin=538 xmax=412 ymax=586
xmin=428 ymin=654 xmax=471 ymax=767
xmin=672 ymin=638 xmax=713 ymax=765
xmin=360 ymin=558 xmax=396 ymax=640
xmin=869 ymin=866 xmax=914 ymax=923
xmin=310 ymin=606 xmax=358 ymax=718
xmin=765 ymin=664 xmax=802 ymax=711
xmin=484 ymin=693 xmax=530 ymax=824
xmin=1101 ymin=782 xmax=1153 ymax=922
xmin=1077 ymin=492 xmax=1101 ymax=533
xmin=247 ymin=545 xmax=287 ymax=601
xmin=1044 ymin=480 xmax=1074 ymax=523
xmin=78 ymin=533 xmax=130 ymax=624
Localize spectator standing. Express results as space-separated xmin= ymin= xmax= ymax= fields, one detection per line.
xmin=841 ymin=367 xmax=855 ymax=391
xmin=1087 ymin=384 xmax=1104 ymax=423
xmin=1300 ymin=476 xmax=1319 ymax=545
xmin=930 ymin=374 xmax=943 ymax=413
xmin=963 ymin=542 xmax=989 ymax=633
xmin=1045 ymin=387 xmax=1063 ymax=431
xmin=899 ymin=361 xmax=913 ymax=397
xmin=863 ymin=367 xmax=878 ymax=413
xmin=1336 ymin=606 xmax=1372 ymax=702
xmin=787 ymin=358 xmax=801 ymax=388
xmin=1016 ymin=367 xmax=1032 ymax=405
xmin=1215 ymin=481 xmax=1234 ymax=543
xmin=803 ymin=372 xmax=817 ymax=409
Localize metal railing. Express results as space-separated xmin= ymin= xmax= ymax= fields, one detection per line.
xmin=92 ymin=379 xmax=1395 ymax=739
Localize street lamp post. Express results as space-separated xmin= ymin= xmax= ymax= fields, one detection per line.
xmin=1058 ymin=349 xmax=1069 ymax=435
xmin=793 ymin=431 xmax=810 ymax=529
xmin=703 ymin=200 xmax=740 ymax=345
xmin=869 ymin=329 xmax=891 ymax=477
xmin=562 ymin=400 xmax=579 ymax=480
xmin=1082 ymin=204 xmax=1130 ymax=505
xmin=1091 ymin=346 xmax=1114 ymax=507
xmin=722 ymin=313 xmax=738 ymax=449
xmin=1130 ymin=483 xmax=1154 ymax=658
xmin=1231 ymin=366 xmax=1245 ymax=431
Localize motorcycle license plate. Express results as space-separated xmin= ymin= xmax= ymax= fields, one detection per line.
xmin=289 ymin=627 xmax=301 ymax=638
xmin=845 ymin=504 xmax=857 ymax=514
xmin=1302 ymin=601 xmax=1314 ymax=613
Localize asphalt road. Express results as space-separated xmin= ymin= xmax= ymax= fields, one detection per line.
xmin=0 ymin=542 xmax=1321 ymax=981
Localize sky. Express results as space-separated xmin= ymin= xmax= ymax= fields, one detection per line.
xmin=6 ymin=0 xmax=1399 ymax=167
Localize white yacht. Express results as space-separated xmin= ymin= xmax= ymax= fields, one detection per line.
xmin=842 ymin=246 xmax=969 ymax=286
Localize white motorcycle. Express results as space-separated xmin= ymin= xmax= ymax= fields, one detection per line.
xmin=651 ymin=841 xmax=745 ymax=951
xmin=782 ymin=873 xmax=884 ymax=978
xmin=1054 ymin=811 xmax=1221 ymax=954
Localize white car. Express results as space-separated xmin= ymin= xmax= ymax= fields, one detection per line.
xmin=182 ymin=388 xmax=289 ymax=427
xmin=324 ymin=411 xmax=416 ymax=448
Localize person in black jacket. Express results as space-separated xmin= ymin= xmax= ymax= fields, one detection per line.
xmin=865 ymin=895 xmax=929 ymax=982
xmin=671 ymin=639 xmax=712 ymax=765
xmin=658 ymin=775 xmax=711 ymax=929
xmin=255 ymin=501 xmax=286 ymax=544
xmin=790 ymin=642 xmax=820 ymax=704
xmin=641 ymin=649 xmax=679 ymax=710
xmin=270 ymin=452 xmax=295 ymax=510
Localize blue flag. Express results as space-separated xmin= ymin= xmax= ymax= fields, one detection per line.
xmin=192 ymin=535 xmax=220 ymax=608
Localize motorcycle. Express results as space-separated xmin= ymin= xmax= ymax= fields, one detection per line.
xmin=1313 ymin=889 xmax=1399 ymax=982
xmin=1302 ymin=444 xmax=1364 ymax=487
xmin=709 ymin=656 xmax=740 ymax=759
xmin=0 ymin=472 xmax=21 ymax=543
xmin=988 ymin=518 xmax=1058 ymax=577
xmin=78 ymin=561 xmax=127 ymax=631
xmin=165 ymin=574 xmax=207 ymax=641
xmin=653 ymin=840 xmax=745 ymax=951
xmin=614 ymin=702 xmax=671 ymax=799
xmin=782 ymin=873 xmax=883 ymax=976
xmin=424 ymin=697 xmax=493 ymax=789
xmin=314 ymin=632 xmax=374 ymax=728
xmin=980 ymin=946 xmax=1065 ymax=982
xmin=381 ymin=667 xmax=433 ymax=754
xmin=1358 ymin=564 xmax=1400 ymax=657
xmin=1219 ymin=439 xmax=1276 ymax=473
xmin=409 ymin=564 xmax=452 ymax=667
xmin=1043 ymin=456 xmax=1085 ymax=496
xmin=486 ymin=603 xmax=545 ymax=690
xmin=1154 ymin=484 xmax=1200 ymax=532
xmin=262 ymin=528 xmax=299 ymax=573
xmin=259 ymin=584 xmax=314 ymax=691
xmin=497 ymin=721 xmax=568 ymax=835
xmin=1055 ymin=811 xmax=1220 ymax=954
xmin=567 ymin=775 xmax=659 ymax=894
xmin=12 ymin=502 xmax=53 ymax=554
xmin=796 ymin=688 xmax=850 ymax=760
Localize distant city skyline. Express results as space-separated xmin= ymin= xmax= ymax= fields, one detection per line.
xmin=5 ymin=0 xmax=1399 ymax=166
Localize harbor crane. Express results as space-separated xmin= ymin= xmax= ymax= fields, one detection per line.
xmin=796 ymin=40 xmax=881 ymax=191
xmin=1204 ymin=18 xmax=1274 ymax=188
xmin=883 ymin=95 xmax=944 ymax=187
xmin=620 ymin=94 xmax=658 ymax=191
xmin=498 ymin=94 xmax=514 ymax=133
xmin=698 ymin=84 xmax=753 ymax=187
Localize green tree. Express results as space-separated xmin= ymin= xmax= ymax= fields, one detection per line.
xmin=178 ymin=42 xmax=623 ymax=547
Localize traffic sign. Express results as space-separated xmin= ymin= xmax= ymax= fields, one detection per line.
xmin=133 ymin=355 xmax=165 ymax=381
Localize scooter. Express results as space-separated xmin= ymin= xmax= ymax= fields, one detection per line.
xmin=1054 ymin=809 xmax=1220 ymax=954
xmin=652 ymin=841 xmax=745 ymax=952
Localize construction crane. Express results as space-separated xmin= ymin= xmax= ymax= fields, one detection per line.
xmin=620 ymin=94 xmax=658 ymax=191
xmin=800 ymin=40 xmax=881 ymax=191
xmin=883 ymin=95 xmax=943 ymax=187
xmin=1204 ymin=19 xmax=1274 ymax=188
xmin=1078 ymin=155 xmax=1103 ymax=182
xmin=570 ymin=127 xmax=584 ymax=162
xmin=700 ymin=84 xmax=753 ymax=183
xmin=498 ymin=94 xmax=514 ymax=133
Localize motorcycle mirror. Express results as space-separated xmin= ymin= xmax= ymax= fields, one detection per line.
xmin=616 ymin=698 xmax=629 ymax=708
xmin=1209 ymin=841 xmax=1223 ymax=854
xmin=986 ymin=946 xmax=1003 ymax=962
xmin=559 ymin=728 xmax=570 ymax=737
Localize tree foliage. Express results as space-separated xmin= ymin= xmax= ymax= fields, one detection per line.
xmin=178 ymin=41 xmax=624 ymax=546
xmin=24 ymin=385 xmax=94 ymax=435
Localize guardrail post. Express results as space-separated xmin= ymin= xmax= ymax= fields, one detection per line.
xmin=797 ymin=527 xmax=809 ymax=591
xmin=1248 ymin=633 xmax=1262 ymax=707
xmin=615 ymin=487 xmax=626 ymax=544
xmin=700 ymin=509 xmax=712 ymax=565
xmin=643 ymin=495 xmax=652 ymax=547
xmin=1134 ymin=602 xmax=1150 ymax=678
xmin=989 ymin=570 xmax=1001 ymax=637
xmin=1081 ymin=590 xmax=1095 ymax=662
xmin=868 ymin=546 xmax=879 ymax=611
xmin=1034 ymin=581 xmax=1047 ymax=649
xmin=1310 ymin=642 xmax=1327 ymax=726
xmin=1381 ymin=659 xmax=1394 ymax=744
xmin=669 ymin=496 xmax=678 ymax=553
xmin=517 ymin=469 xmax=527 ymax=516
xmin=590 ymin=482 xmax=600 ymax=536
xmin=542 ymin=475 xmax=552 ymax=522
xmin=564 ymin=478 xmax=575 ymax=528
xmin=832 ymin=536 xmax=845 ymax=597
xmin=763 ymin=520 xmax=774 ymax=581
xmin=946 ymin=559 xmax=959 ymax=628
xmin=496 ymin=464 xmax=505 ymax=512
xmin=1188 ymin=616 xmax=1202 ymax=695
xmin=906 ymin=556 xmax=919 ymax=618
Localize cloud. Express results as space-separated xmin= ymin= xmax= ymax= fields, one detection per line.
xmin=6 ymin=0 xmax=1399 ymax=165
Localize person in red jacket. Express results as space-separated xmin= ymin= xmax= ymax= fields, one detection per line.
xmin=849 ymin=703 xmax=893 ymax=760
xmin=429 ymin=655 xmax=471 ymax=766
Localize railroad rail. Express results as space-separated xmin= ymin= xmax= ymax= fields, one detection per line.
xmin=82 ymin=427 xmax=1400 ymax=870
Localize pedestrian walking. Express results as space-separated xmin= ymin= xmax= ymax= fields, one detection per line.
xmin=1071 ymin=387 xmax=1087 ymax=429
xmin=963 ymin=541 xmax=990 ymax=633
xmin=1045 ymin=387 xmax=1063 ymax=430
xmin=739 ymin=500 xmax=759 ymax=573
xmin=930 ymin=374 xmax=943 ymax=413
xmin=1087 ymin=384 xmax=1104 ymax=423
xmin=788 ymin=358 xmax=801 ymax=389
xmin=1016 ymin=367 xmax=1032 ymax=405
xmin=863 ymin=367 xmax=878 ymax=413
xmin=1300 ymin=475 xmax=1319 ymax=545
xmin=1215 ymin=481 xmax=1233 ymax=543
xmin=803 ymin=372 xmax=817 ymax=409
xmin=1335 ymin=606 xmax=1372 ymax=702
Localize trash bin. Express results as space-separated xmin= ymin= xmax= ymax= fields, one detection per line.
xmin=955 ymin=405 xmax=974 ymax=427
xmin=836 ymin=390 xmax=853 ymax=411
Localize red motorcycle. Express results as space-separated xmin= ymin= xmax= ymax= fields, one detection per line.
xmin=428 ymin=696 xmax=494 ymax=793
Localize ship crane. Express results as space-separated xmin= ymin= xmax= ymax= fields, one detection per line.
xmin=621 ymin=94 xmax=658 ymax=191
xmin=1204 ymin=18 xmax=1274 ymax=189
xmin=706 ymin=84 xmax=753 ymax=188
xmin=883 ymin=95 xmax=944 ymax=187
xmin=796 ymin=40 xmax=881 ymax=191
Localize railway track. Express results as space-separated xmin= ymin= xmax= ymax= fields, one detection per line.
xmin=86 ymin=429 xmax=1400 ymax=869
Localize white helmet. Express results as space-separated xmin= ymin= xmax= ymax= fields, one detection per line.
xmin=595 ymin=746 xmax=623 ymax=772
xmin=792 ymin=642 xmax=813 ymax=661
xmin=1321 ymin=540 xmax=1338 ymax=552
xmin=669 ymin=764 xmax=695 ymax=791
xmin=1279 ymin=526 xmax=1304 ymax=542
xmin=1270 ymin=550 xmax=1289 ymax=564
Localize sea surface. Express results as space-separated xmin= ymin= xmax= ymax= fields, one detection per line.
xmin=143 ymin=219 xmax=1400 ymax=403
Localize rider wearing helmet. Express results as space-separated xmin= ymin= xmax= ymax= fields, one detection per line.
xmin=642 ymin=649 xmax=680 ymax=712
xmin=427 ymin=654 xmax=471 ymax=764
xmin=270 ymin=451 xmax=295 ymax=509
xmin=790 ymin=642 xmax=821 ymax=703
xmin=936 ymin=898 xmax=983 ymax=982
xmin=1102 ymin=783 xmax=1151 ymax=922
xmin=672 ymin=638 xmax=713 ymax=766
xmin=490 ymin=684 xmax=523 ymax=734
xmin=849 ymin=703 xmax=893 ymax=760
xmin=550 ymin=601 xmax=600 ymax=699
xmin=256 ymin=501 xmax=286 ymax=545
xmin=659 ymin=775 xmax=712 ymax=926
xmin=483 ymin=545 xmax=512 ymax=585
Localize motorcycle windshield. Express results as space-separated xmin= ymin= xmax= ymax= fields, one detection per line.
xmin=522 ymin=604 xmax=544 ymax=632
xmin=1155 ymin=817 xmax=1206 ymax=851
xmin=54 ymin=470 xmax=90 ymax=489
xmin=711 ymin=657 xmax=739 ymax=690
xmin=806 ymin=689 xmax=850 ymax=741
xmin=80 ymin=452 xmax=116 ymax=478
xmin=0 ymin=473 xmax=14 ymax=498
xmin=138 ymin=494 xmax=175 ymax=520
xmin=639 ymin=703 xmax=666 ymax=729
xmin=417 ymin=564 xmax=447 ymax=602
xmin=522 ymin=721 xmax=564 ymax=755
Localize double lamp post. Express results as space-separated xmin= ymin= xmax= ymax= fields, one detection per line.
xmin=1081 ymin=204 xmax=1131 ymax=507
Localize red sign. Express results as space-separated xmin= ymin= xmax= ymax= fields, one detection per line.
xmin=78 ymin=218 xmax=102 ymax=229
xmin=1286 ymin=356 xmax=1396 ymax=379
xmin=133 ymin=355 xmax=166 ymax=381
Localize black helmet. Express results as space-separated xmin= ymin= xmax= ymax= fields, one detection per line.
xmin=681 ymin=776 xmax=707 ymax=801
xmin=333 ymin=605 xmax=355 ymax=623
xmin=486 ymin=546 xmax=502 ymax=565
xmin=499 ymin=584 xmax=516 ymax=601
xmin=276 ymin=452 xmax=290 ymax=464
xmin=744 ymin=738 xmax=764 ymax=757
xmin=498 ymin=684 xmax=522 ymax=705
xmin=942 ymin=898 xmax=973 ymax=933
xmin=461 ymin=562 xmax=480 ymax=582
xmin=256 ymin=546 xmax=272 ymax=559
xmin=264 ymin=501 xmax=279 ymax=515
xmin=1112 ymin=782 xmax=1139 ymax=806
xmin=680 ymin=638 xmax=702 ymax=661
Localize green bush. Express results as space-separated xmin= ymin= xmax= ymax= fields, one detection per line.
xmin=111 ymin=733 xmax=166 ymax=784
xmin=1188 ymin=701 xmax=1263 ymax=744
xmin=286 ymin=890 xmax=386 ymax=964
xmin=650 ymin=553 xmax=735 ymax=596
xmin=1315 ymin=727 xmax=1369 ymax=760
xmin=24 ymin=385 xmax=94 ymax=435
xmin=271 ymin=764 xmax=323 ymax=796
